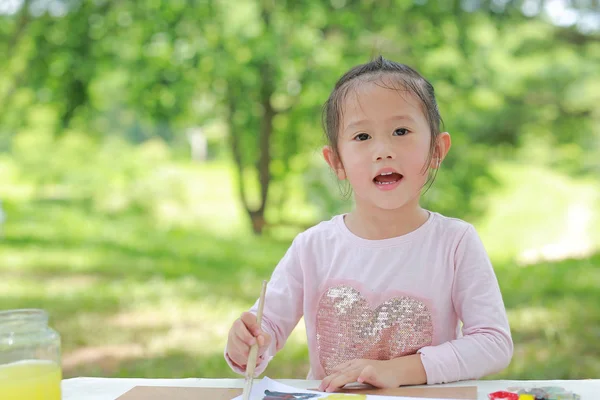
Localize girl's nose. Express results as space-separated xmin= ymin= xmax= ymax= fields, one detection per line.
xmin=374 ymin=145 xmax=396 ymax=161
xmin=375 ymin=154 xmax=394 ymax=161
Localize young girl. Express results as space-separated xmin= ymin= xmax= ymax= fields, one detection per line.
xmin=225 ymin=56 xmax=513 ymax=391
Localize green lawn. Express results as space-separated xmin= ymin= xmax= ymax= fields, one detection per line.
xmin=0 ymin=157 xmax=598 ymax=380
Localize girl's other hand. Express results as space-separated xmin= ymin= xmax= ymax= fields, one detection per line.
xmin=319 ymin=354 xmax=426 ymax=392
xmin=318 ymin=359 xmax=401 ymax=392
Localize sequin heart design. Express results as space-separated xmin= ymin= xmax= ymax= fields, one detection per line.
xmin=316 ymin=285 xmax=433 ymax=375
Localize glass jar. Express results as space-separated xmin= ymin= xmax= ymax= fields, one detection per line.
xmin=0 ymin=309 xmax=62 ymax=400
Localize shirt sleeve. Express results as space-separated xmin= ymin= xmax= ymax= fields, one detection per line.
xmin=225 ymin=237 xmax=305 ymax=376
xmin=418 ymin=225 xmax=513 ymax=384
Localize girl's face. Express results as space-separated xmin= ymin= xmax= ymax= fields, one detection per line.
xmin=324 ymin=78 xmax=449 ymax=213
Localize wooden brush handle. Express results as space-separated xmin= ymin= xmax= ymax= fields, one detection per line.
xmin=245 ymin=280 xmax=268 ymax=379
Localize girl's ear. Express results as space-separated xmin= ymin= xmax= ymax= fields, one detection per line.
xmin=430 ymin=132 xmax=451 ymax=169
xmin=323 ymin=146 xmax=347 ymax=180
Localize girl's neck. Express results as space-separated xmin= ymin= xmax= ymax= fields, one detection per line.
xmin=344 ymin=202 xmax=430 ymax=240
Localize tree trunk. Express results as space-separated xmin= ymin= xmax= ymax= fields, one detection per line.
xmin=226 ymin=70 xmax=275 ymax=235
xmin=225 ymin=2 xmax=276 ymax=235
xmin=253 ymin=62 xmax=275 ymax=234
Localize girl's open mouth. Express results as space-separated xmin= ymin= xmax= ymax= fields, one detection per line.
xmin=374 ymin=172 xmax=403 ymax=185
xmin=373 ymin=172 xmax=403 ymax=190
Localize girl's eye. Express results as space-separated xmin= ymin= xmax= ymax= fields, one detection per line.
xmin=354 ymin=133 xmax=371 ymax=141
xmin=393 ymin=128 xmax=409 ymax=136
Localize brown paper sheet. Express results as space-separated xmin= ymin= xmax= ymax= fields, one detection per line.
xmin=117 ymin=385 xmax=477 ymax=399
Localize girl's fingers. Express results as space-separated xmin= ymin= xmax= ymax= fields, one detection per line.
xmin=319 ymin=370 xmax=342 ymax=392
xmin=234 ymin=320 xmax=256 ymax=346
xmin=228 ymin=347 xmax=246 ymax=367
xmin=258 ymin=332 xmax=272 ymax=353
xmin=318 ymin=374 xmax=333 ymax=392
xmin=240 ymin=312 xmax=263 ymax=336
xmin=324 ymin=369 xmax=361 ymax=392
xmin=320 ymin=367 xmax=363 ymax=392
xmin=231 ymin=341 xmax=251 ymax=363
xmin=230 ymin=315 xmax=272 ymax=365
xmin=357 ymin=365 xmax=379 ymax=385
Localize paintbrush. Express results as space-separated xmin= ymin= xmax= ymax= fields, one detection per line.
xmin=242 ymin=279 xmax=268 ymax=400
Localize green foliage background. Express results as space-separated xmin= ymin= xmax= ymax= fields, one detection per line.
xmin=0 ymin=0 xmax=599 ymax=381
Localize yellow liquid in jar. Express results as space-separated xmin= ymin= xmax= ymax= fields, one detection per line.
xmin=0 ymin=360 xmax=62 ymax=400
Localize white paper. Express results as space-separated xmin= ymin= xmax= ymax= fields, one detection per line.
xmin=232 ymin=377 xmax=460 ymax=400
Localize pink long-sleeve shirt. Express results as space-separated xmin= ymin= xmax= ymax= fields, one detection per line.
xmin=226 ymin=211 xmax=513 ymax=384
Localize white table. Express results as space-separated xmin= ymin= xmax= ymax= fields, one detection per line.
xmin=62 ymin=377 xmax=600 ymax=400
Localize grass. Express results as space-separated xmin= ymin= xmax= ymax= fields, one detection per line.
xmin=478 ymin=162 xmax=600 ymax=264
xmin=0 ymin=197 xmax=297 ymax=378
xmin=493 ymin=254 xmax=600 ymax=380
xmin=0 ymin=154 xmax=599 ymax=381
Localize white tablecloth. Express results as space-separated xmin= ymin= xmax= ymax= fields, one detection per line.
xmin=62 ymin=377 xmax=600 ymax=400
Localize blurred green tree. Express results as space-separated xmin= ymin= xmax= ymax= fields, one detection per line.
xmin=0 ymin=0 xmax=598 ymax=233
